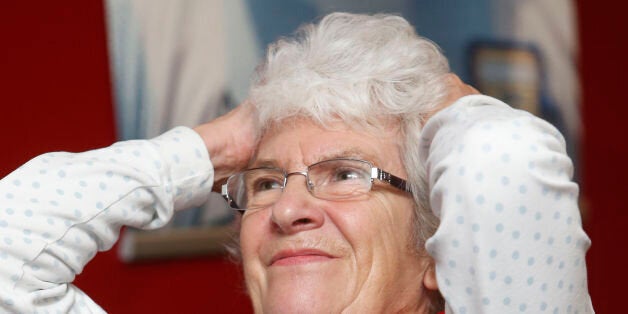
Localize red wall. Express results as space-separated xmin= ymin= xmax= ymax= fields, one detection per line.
xmin=0 ymin=2 xmax=116 ymax=172
xmin=0 ymin=2 xmax=252 ymax=313
xmin=577 ymin=1 xmax=628 ymax=312
xmin=1 ymin=1 xmax=625 ymax=313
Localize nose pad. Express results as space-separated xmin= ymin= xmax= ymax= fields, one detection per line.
xmin=270 ymin=173 xmax=324 ymax=234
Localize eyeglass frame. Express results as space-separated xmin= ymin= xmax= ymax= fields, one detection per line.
xmin=221 ymin=158 xmax=412 ymax=211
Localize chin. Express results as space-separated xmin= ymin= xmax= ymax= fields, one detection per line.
xmin=258 ymin=282 xmax=341 ymax=314
xmin=261 ymin=293 xmax=337 ymax=314
xmin=250 ymin=263 xmax=351 ymax=314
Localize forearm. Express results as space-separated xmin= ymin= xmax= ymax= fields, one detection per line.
xmin=0 ymin=127 xmax=214 ymax=312
xmin=422 ymin=95 xmax=593 ymax=313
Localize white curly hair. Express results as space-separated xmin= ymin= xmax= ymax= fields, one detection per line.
xmin=249 ymin=12 xmax=451 ymax=251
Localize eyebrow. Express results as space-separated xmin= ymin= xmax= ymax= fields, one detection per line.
xmin=248 ymin=159 xmax=280 ymax=169
xmin=311 ymin=148 xmax=376 ymax=164
xmin=250 ymin=147 xmax=381 ymax=169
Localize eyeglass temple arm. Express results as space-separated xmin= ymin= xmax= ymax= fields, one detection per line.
xmin=372 ymin=168 xmax=412 ymax=193
xmin=221 ymin=184 xmax=242 ymax=210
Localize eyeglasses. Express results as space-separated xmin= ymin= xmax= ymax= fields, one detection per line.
xmin=221 ymin=158 xmax=411 ymax=211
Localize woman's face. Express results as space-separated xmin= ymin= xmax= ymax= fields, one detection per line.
xmin=239 ymin=120 xmax=437 ymax=313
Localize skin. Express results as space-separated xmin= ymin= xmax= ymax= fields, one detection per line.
xmin=192 ymin=73 xmax=477 ymax=312
xmin=193 ymin=100 xmax=258 ymax=186
xmin=239 ymin=120 xmax=438 ymax=313
xmin=192 ymin=74 xmax=477 ymax=181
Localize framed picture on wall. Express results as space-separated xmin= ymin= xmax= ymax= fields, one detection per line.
xmin=467 ymin=40 xmax=569 ymax=155
xmin=468 ymin=40 xmax=544 ymax=116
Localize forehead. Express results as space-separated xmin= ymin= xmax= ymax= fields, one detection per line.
xmin=252 ymin=119 xmax=404 ymax=170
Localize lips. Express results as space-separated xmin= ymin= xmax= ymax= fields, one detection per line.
xmin=270 ymin=249 xmax=335 ymax=266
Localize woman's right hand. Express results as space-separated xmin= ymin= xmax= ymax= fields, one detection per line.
xmin=193 ymin=101 xmax=258 ymax=185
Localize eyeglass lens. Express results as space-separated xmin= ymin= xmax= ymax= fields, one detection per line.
xmin=226 ymin=159 xmax=374 ymax=210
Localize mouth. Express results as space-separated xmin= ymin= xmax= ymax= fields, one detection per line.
xmin=270 ymin=249 xmax=335 ymax=266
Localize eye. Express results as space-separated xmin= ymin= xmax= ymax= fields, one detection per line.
xmin=252 ymin=178 xmax=283 ymax=192
xmin=332 ymin=168 xmax=365 ymax=182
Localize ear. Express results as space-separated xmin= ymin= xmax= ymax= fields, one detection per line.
xmin=423 ymin=262 xmax=439 ymax=291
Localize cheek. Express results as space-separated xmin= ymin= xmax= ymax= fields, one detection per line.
xmin=239 ymin=212 xmax=280 ymax=312
xmin=373 ymin=194 xmax=415 ymax=236
xmin=239 ymin=212 xmax=270 ymax=282
xmin=239 ymin=211 xmax=268 ymax=258
xmin=331 ymin=196 xmax=415 ymax=258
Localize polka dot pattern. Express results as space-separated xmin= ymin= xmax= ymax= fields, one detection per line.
xmin=422 ymin=96 xmax=593 ymax=313
xmin=0 ymin=127 xmax=214 ymax=312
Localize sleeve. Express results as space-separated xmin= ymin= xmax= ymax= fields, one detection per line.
xmin=420 ymin=95 xmax=594 ymax=314
xmin=0 ymin=126 xmax=214 ymax=313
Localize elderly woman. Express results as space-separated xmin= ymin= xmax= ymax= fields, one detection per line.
xmin=0 ymin=13 xmax=591 ymax=313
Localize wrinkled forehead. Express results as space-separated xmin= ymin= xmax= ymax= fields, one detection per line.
xmin=257 ymin=112 xmax=401 ymax=133
xmin=250 ymin=117 xmax=405 ymax=171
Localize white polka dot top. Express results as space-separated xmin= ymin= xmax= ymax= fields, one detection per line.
xmin=421 ymin=95 xmax=593 ymax=313
xmin=0 ymin=95 xmax=593 ymax=313
xmin=0 ymin=127 xmax=214 ymax=313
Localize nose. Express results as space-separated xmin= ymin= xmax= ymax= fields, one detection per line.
xmin=270 ymin=173 xmax=325 ymax=235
